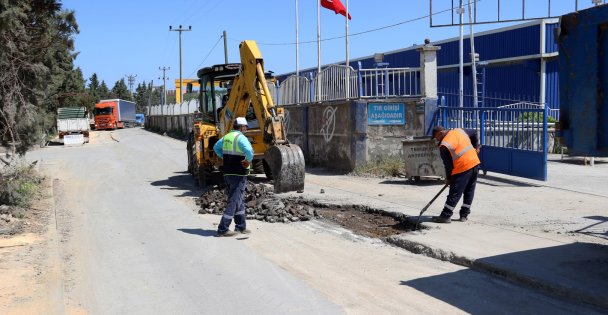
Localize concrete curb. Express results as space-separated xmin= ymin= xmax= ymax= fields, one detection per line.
xmin=386 ymin=235 xmax=608 ymax=310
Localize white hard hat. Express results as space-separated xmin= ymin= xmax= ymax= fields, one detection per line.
xmin=235 ymin=117 xmax=248 ymax=127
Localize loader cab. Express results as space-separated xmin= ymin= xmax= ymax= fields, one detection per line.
xmin=197 ymin=63 xmax=241 ymax=126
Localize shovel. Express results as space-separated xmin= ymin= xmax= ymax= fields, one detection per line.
xmin=413 ymin=184 xmax=449 ymax=231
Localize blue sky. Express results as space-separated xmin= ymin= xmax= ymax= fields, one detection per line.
xmin=61 ymin=0 xmax=596 ymax=89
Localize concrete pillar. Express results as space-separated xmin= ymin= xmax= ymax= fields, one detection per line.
xmin=417 ymin=42 xmax=441 ymax=98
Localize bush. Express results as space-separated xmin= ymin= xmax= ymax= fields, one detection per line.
xmin=518 ymin=112 xmax=557 ymax=124
xmin=351 ymin=155 xmax=405 ymax=177
xmin=0 ymin=161 xmax=43 ymax=208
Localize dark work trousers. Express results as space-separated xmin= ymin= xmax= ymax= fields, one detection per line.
xmin=440 ymin=165 xmax=480 ymax=219
xmin=217 ymin=175 xmax=247 ymax=234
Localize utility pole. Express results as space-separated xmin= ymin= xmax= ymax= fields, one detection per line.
xmin=223 ymin=30 xmax=228 ymax=64
xmin=126 ymin=74 xmax=137 ymax=95
xmin=159 ymin=66 xmax=170 ymax=107
xmin=148 ymin=80 xmax=154 ymax=107
xmin=169 ymin=25 xmax=192 ymax=108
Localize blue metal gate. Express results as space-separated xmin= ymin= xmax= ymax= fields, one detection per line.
xmin=439 ymin=103 xmax=548 ymax=181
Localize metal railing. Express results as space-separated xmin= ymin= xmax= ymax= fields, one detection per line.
xmin=439 ymin=105 xmax=548 ymax=152
xmin=147 ymin=65 xmax=423 ymax=112
xmin=265 ymin=81 xmax=279 ymax=103
xmin=315 ymin=65 xmax=358 ymax=102
xmin=278 ymin=75 xmax=310 ymax=105
xmin=358 ymin=67 xmax=420 ymax=99
xmin=277 ymin=66 xmax=422 ymax=106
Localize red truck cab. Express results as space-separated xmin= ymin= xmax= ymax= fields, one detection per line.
xmin=94 ymin=99 xmax=136 ymax=130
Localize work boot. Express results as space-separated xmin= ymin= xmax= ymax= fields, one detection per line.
xmin=457 ymin=216 xmax=468 ymax=222
xmin=235 ymin=228 xmax=251 ymax=234
xmin=432 ymin=216 xmax=451 ymax=223
xmin=216 ymin=230 xmax=237 ymax=237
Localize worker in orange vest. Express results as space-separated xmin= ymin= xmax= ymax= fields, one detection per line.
xmin=431 ymin=125 xmax=481 ymax=223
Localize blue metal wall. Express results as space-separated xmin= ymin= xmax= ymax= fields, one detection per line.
xmin=545 ymin=58 xmax=560 ymax=111
xmin=545 ymin=23 xmax=559 ymax=53
xmin=278 ymin=20 xmax=560 ymax=113
xmin=436 ymin=25 xmax=540 ymax=65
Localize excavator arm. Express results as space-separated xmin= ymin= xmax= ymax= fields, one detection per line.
xmin=218 ymin=40 xmax=305 ymax=193
xmin=221 ymin=41 xmax=286 ymax=145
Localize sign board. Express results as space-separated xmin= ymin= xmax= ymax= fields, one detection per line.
xmin=368 ymin=103 xmax=405 ymax=125
xmin=64 ymin=134 xmax=84 ymax=146
xmin=402 ymin=139 xmax=446 ymax=178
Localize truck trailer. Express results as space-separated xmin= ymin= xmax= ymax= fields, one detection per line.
xmin=57 ymin=107 xmax=90 ymax=145
xmin=94 ymin=99 xmax=137 ymax=130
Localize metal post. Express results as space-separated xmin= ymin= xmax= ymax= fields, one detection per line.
xmin=316 ymin=0 xmax=321 ymax=102
xmin=468 ymin=0 xmax=478 ymax=108
xmin=458 ymin=0 xmax=464 ymax=109
xmin=345 ymin=0 xmax=349 ymax=99
xmin=357 ymin=61 xmax=363 ymax=98
xmin=223 ymin=30 xmax=228 ymax=64
xmin=295 ymin=0 xmax=299 ymax=104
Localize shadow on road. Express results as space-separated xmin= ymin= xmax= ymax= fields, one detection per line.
xmin=477 ymin=174 xmax=540 ymax=187
xmin=380 ymin=178 xmax=445 ymax=186
xmin=401 ymin=242 xmax=608 ymax=312
xmin=574 ymin=216 xmax=608 ymax=240
xmin=150 ymin=171 xmax=200 ymax=197
xmin=177 ymin=228 xmax=217 ymax=237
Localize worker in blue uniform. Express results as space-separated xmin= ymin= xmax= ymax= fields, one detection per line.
xmin=213 ymin=117 xmax=254 ymax=236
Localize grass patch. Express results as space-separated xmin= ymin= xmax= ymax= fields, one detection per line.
xmin=351 ymin=155 xmax=405 ymax=177
xmin=0 ymin=160 xmax=43 ymax=208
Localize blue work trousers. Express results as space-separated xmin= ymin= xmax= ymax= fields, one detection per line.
xmin=217 ymin=175 xmax=247 ymax=233
xmin=440 ymin=165 xmax=479 ymax=218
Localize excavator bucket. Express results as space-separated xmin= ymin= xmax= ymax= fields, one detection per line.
xmin=264 ymin=144 xmax=305 ymax=193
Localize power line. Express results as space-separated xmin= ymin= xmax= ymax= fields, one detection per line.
xmin=187 ymin=34 xmax=224 ymax=78
xmin=250 ymin=2 xmax=479 ymax=46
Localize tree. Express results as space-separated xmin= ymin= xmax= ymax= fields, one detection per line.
xmin=87 ymin=73 xmax=100 ymax=99
xmin=134 ymin=82 xmax=148 ymax=113
xmin=150 ymin=83 xmax=161 ymax=108
xmin=56 ymin=67 xmax=89 ymax=109
xmin=110 ymin=78 xmax=132 ymax=101
xmin=99 ymin=80 xmax=110 ymax=100
xmin=0 ymin=0 xmax=79 ymax=159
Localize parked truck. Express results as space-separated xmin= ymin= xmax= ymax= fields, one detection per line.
xmin=94 ymin=99 xmax=137 ymax=130
xmin=57 ymin=107 xmax=90 ymax=145
xmin=135 ymin=113 xmax=145 ymax=127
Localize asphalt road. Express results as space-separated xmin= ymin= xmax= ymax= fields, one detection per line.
xmin=30 ymin=129 xmax=342 ymax=314
xmin=26 ymin=128 xmax=605 ymax=314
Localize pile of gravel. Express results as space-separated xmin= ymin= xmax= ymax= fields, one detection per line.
xmin=196 ymin=182 xmax=320 ymax=223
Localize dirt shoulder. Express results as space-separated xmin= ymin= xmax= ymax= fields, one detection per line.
xmin=0 ymin=176 xmax=64 ymax=315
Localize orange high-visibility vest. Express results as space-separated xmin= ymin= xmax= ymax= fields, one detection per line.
xmin=440 ymin=128 xmax=481 ymax=175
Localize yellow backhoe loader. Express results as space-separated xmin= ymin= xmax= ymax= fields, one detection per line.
xmin=187 ymin=40 xmax=305 ymax=193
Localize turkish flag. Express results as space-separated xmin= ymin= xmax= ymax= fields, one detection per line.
xmin=321 ymin=0 xmax=352 ymax=20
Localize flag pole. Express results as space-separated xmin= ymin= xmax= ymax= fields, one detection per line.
xmin=295 ymin=0 xmax=299 ymax=104
xmin=345 ymin=0 xmax=349 ymax=99
xmin=317 ymin=0 xmax=321 ymax=102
